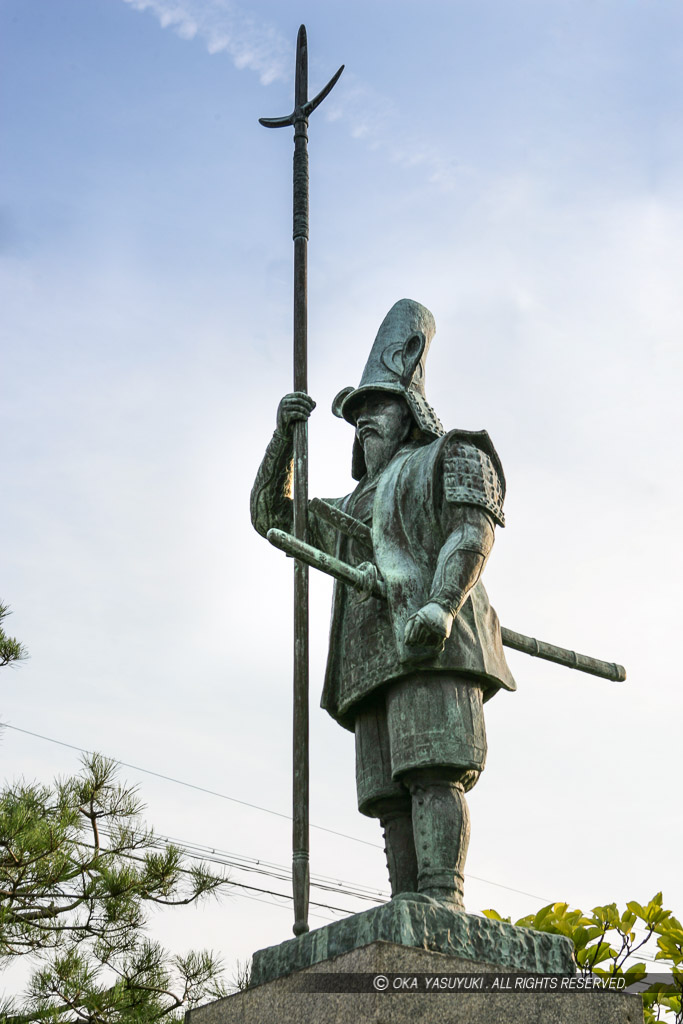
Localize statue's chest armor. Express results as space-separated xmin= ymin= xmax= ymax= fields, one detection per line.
xmin=337 ymin=477 xmax=399 ymax=705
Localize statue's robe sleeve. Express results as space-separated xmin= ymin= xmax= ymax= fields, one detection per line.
xmin=249 ymin=429 xmax=338 ymax=554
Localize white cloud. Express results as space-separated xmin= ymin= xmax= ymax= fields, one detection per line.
xmin=121 ymin=0 xmax=464 ymax=188
xmin=121 ymin=0 xmax=290 ymax=85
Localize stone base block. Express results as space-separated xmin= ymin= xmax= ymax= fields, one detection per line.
xmin=185 ymin=940 xmax=644 ymax=1024
xmin=251 ymin=899 xmax=575 ymax=985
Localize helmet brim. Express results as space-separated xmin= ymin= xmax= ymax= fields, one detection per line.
xmin=339 ymin=383 xmax=409 ymax=425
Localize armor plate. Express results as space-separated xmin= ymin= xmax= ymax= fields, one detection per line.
xmin=443 ymin=440 xmax=505 ymax=527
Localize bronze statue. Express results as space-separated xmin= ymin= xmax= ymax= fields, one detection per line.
xmin=253 ymin=23 xmax=623 ymax=945
xmin=251 ymin=298 xmax=516 ymax=909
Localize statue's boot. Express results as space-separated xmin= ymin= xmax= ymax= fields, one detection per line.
xmin=405 ymin=768 xmax=470 ymax=909
xmin=376 ymin=798 xmax=418 ymax=896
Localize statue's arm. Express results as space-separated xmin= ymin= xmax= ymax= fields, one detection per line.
xmin=404 ymin=506 xmax=495 ymax=647
xmin=250 ymin=392 xmax=316 ymax=539
xmin=249 ymin=428 xmax=295 ymax=538
xmin=404 ymin=438 xmax=504 ymax=649
xmin=428 ymin=504 xmax=495 ymax=616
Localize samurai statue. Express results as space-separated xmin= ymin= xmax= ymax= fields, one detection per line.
xmin=251 ymin=298 xmax=516 ymax=909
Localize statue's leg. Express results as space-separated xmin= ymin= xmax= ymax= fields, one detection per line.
xmin=354 ymin=694 xmax=418 ymax=896
xmin=372 ymin=796 xmax=418 ymax=896
xmin=402 ymin=767 xmax=472 ymax=908
xmin=385 ymin=673 xmax=486 ymax=910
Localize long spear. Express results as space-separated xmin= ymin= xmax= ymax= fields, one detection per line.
xmin=259 ymin=27 xmax=343 ymax=937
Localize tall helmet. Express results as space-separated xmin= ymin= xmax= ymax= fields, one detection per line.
xmin=332 ymin=298 xmax=444 ymax=480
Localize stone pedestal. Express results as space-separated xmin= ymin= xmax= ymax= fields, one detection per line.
xmin=185 ymin=902 xmax=643 ymax=1024
xmin=251 ymin=899 xmax=575 ymax=984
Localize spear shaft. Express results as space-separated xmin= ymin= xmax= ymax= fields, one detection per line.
xmin=291 ymin=29 xmax=310 ymax=945
xmin=260 ymin=26 xmax=343 ymax=938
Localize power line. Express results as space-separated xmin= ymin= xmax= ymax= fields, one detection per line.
xmin=35 ymin=828 xmax=677 ymax=969
xmin=5 ymin=732 xmax=671 ymax=967
xmin=144 ymin=832 xmax=388 ymax=907
xmin=6 ymin=722 xmax=547 ymax=902
xmin=0 ymin=722 xmax=590 ymax=904
xmin=82 ymin=831 xmax=357 ymax=919
xmin=147 ymin=830 xmax=390 ymax=903
xmin=2 ymin=722 xmax=380 ymax=848
xmin=3 ymin=721 xmax=642 ymax=910
xmin=231 ymin=889 xmax=337 ymax=924
xmin=220 ymin=877 xmax=355 ymax=916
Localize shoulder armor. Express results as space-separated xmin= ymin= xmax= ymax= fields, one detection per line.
xmin=441 ymin=433 xmax=506 ymax=527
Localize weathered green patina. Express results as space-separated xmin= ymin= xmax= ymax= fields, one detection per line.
xmin=251 ymin=296 xmax=626 ymax=917
xmin=252 ymin=298 xmax=511 ymax=909
xmin=250 ymin=899 xmax=576 ymax=987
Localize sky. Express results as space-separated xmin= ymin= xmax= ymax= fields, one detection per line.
xmin=2 ymin=0 xmax=682 ymax=1002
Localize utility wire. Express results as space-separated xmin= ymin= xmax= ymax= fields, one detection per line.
xmin=146 ymin=830 xmax=389 ymax=902
xmin=145 ymin=833 xmax=387 ymax=907
xmin=85 ymin=831 xmax=356 ymax=919
xmin=155 ymin=828 xmax=550 ymax=904
xmin=6 ymin=722 xmax=550 ymax=901
xmin=217 ymin=877 xmax=355 ymax=916
xmin=46 ymin=829 xmax=677 ymax=969
xmin=96 ymin=822 xmax=386 ymax=909
xmin=4 ymin=721 xmax=656 ymax=912
xmin=155 ymin=832 xmax=671 ymax=967
xmin=3 ymin=723 xmax=380 ymax=848
xmin=5 ymin=752 xmax=670 ymax=970
xmin=232 ymin=889 xmax=337 ymax=924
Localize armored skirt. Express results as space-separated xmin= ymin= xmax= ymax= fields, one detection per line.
xmin=354 ymin=672 xmax=486 ymax=817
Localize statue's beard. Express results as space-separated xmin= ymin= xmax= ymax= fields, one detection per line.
xmin=361 ymin=431 xmax=404 ymax=478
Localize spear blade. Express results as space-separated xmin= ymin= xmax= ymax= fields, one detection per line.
xmin=295 ymin=24 xmax=308 ymax=110
xmin=259 ymin=114 xmax=294 ymax=129
xmin=304 ymin=64 xmax=345 ymax=118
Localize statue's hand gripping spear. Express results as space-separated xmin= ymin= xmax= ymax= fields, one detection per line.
xmin=259 ymin=26 xmax=343 ymax=938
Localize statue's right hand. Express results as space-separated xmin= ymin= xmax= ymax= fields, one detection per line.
xmin=277 ymin=392 xmax=316 ymax=435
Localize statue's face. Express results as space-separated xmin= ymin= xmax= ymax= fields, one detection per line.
xmin=353 ymin=393 xmax=412 ymax=450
